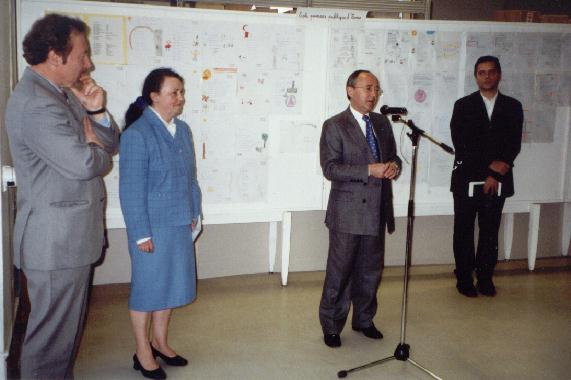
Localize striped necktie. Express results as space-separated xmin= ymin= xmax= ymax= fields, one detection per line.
xmin=363 ymin=114 xmax=380 ymax=162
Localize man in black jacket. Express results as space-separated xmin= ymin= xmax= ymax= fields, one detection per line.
xmin=450 ymin=56 xmax=523 ymax=297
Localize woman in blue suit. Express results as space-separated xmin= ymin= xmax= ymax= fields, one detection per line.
xmin=120 ymin=68 xmax=202 ymax=379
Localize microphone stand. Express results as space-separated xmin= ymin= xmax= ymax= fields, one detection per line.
xmin=337 ymin=115 xmax=454 ymax=379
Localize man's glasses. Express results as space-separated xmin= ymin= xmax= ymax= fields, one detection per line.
xmin=352 ymin=86 xmax=383 ymax=95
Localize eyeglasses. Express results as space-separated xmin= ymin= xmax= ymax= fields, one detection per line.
xmin=352 ymin=86 xmax=383 ymax=95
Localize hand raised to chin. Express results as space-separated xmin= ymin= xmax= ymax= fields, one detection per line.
xmin=69 ymin=74 xmax=106 ymax=112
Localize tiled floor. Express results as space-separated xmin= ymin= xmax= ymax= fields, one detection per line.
xmin=11 ymin=257 xmax=571 ymax=379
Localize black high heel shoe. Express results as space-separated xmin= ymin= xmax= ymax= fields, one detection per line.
xmin=151 ymin=345 xmax=188 ymax=366
xmin=133 ymin=354 xmax=167 ymax=379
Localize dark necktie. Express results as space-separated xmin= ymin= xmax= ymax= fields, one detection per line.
xmin=61 ymin=90 xmax=69 ymax=103
xmin=363 ymin=114 xmax=380 ymax=162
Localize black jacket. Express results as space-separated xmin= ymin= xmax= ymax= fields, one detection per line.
xmin=450 ymin=91 xmax=523 ymax=197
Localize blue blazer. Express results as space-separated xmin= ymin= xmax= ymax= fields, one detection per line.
xmin=119 ymin=107 xmax=202 ymax=242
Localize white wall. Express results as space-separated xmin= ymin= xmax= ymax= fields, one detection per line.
xmin=0 ymin=0 xmax=15 ymax=367
xmin=93 ymin=204 xmax=568 ymax=285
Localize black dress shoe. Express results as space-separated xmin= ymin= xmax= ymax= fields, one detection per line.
xmin=456 ymin=282 xmax=478 ymax=298
xmin=151 ymin=345 xmax=188 ymax=366
xmin=133 ymin=354 xmax=167 ymax=379
xmin=352 ymin=324 xmax=383 ymax=339
xmin=477 ymin=280 xmax=496 ymax=297
xmin=323 ymin=333 xmax=341 ymax=348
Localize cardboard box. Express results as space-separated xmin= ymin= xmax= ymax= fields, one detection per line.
xmin=194 ymin=2 xmax=224 ymax=10
xmin=493 ymin=10 xmax=540 ymax=23
xmin=224 ymin=4 xmax=253 ymax=11
xmin=252 ymin=7 xmax=278 ymax=13
xmin=540 ymin=14 xmax=569 ymax=24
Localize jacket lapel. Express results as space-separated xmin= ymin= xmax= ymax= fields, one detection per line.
xmin=143 ymin=108 xmax=175 ymax=145
xmin=343 ymin=108 xmax=376 ymax=162
xmin=27 ymin=68 xmax=83 ymax=127
xmin=343 ymin=108 xmax=367 ymax=146
xmin=174 ymin=120 xmax=187 ymax=140
xmin=371 ymin=114 xmax=386 ymax=162
xmin=27 ymin=68 xmax=65 ymax=103
xmin=490 ymin=92 xmax=505 ymax=126
xmin=472 ymin=91 xmax=489 ymax=123
xmin=62 ymin=88 xmax=86 ymax=126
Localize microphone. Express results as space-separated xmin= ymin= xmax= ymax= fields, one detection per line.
xmin=380 ymin=105 xmax=408 ymax=115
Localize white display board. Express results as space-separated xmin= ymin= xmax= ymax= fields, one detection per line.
xmin=18 ymin=0 xmax=571 ymax=227
xmin=324 ymin=20 xmax=571 ymax=216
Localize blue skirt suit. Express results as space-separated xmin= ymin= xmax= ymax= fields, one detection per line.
xmin=119 ymin=107 xmax=202 ymax=312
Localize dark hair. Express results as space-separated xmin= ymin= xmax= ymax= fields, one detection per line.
xmin=346 ymin=69 xmax=373 ymax=100
xmin=124 ymin=68 xmax=184 ymax=129
xmin=23 ymin=13 xmax=87 ymax=65
xmin=474 ymin=55 xmax=501 ymax=76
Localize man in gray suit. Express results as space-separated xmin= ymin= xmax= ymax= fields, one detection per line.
xmin=319 ymin=70 xmax=401 ymax=348
xmin=5 ymin=14 xmax=119 ymax=378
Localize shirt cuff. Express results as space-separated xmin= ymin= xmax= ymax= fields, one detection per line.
xmin=136 ymin=236 xmax=151 ymax=245
xmin=487 ymin=168 xmax=504 ymax=181
xmin=90 ymin=111 xmax=111 ymax=128
xmin=192 ymin=215 xmax=202 ymax=242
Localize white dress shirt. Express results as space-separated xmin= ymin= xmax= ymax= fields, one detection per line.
xmin=480 ymin=91 xmax=498 ymax=120
xmin=349 ymin=105 xmax=373 ymax=138
xmin=149 ymin=106 xmax=177 ymax=137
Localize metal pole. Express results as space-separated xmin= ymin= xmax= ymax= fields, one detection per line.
xmin=338 ymin=120 xmax=445 ymax=379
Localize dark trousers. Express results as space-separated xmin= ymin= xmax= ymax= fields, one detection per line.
xmin=21 ymin=265 xmax=92 ymax=380
xmin=319 ymin=229 xmax=385 ymax=334
xmin=453 ymin=193 xmax=505 ymax=283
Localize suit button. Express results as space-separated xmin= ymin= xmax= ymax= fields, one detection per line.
xmin=363 ymin=182 xmax=367 ymax=186
xmin=362 ymin=199 xmax=366 ymax=203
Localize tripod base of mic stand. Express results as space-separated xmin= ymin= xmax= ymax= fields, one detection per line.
xmin=337 ymin=343 xmax=442 ymax=379
xmin=394 ymin=342 xmax=410 ymax=360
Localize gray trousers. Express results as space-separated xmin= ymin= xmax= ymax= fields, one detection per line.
xmin=319 ymin=229 xmax=385 ymax=334
xmin=20 ymin=266 xmax=92 ymax=380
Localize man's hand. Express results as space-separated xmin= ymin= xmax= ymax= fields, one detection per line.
xmin=369 ymin=161 xmax=399 ymax=179
xmin=483 ymin=176 xmax=499 ymax=195
xmin=137 ymin=239 xmax=154 ymax=253
xmin=385 ymin=161 xmax=400 ymax=179
xmin=489 ymin=160 xmax=510 ymax=176
xmin=69 ymin=75 xmax=106 ymax=121
xmin=83 ymin=116 xmax=104 ymax=148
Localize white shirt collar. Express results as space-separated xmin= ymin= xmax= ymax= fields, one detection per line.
xmin=149 ymin=106 xmax=176 ymax=137
xmin=350 ymin=105 xmax=369 ymax=137
xmin=480 ymin=91 xmax=498 ymax=119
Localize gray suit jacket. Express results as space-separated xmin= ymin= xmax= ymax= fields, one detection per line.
xmin=320 ymin=107 xmax=401 ymax=236
xmin=5 ymin=67 xmax=119 ymax=270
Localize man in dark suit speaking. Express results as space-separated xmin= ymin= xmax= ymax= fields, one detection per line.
xmin=319 ymin=70 xmax=401 ymax=348
xmin=450 ymin=56 xmax=523 ymax=298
